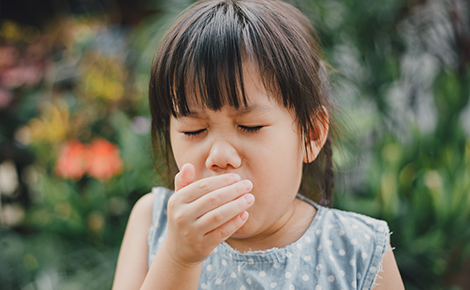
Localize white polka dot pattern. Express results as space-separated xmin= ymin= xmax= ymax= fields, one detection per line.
xmin=147 ymin=188 xmax=390 ymax=290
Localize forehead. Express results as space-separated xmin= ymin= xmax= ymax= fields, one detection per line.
xmin=178 ymin=96 xmax=279 ymax=118
xmin=173 ymin=63 xmax=284 ymax=117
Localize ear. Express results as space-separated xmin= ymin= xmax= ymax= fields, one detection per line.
xmin=303 ymin=107 xmax=329 ymax=163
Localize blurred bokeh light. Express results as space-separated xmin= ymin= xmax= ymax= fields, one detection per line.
xmin=0 ymin=0 xmax=469 ymax=289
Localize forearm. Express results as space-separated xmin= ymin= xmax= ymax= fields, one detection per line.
xmin=140 ymin=245 xmax=203 ymax=290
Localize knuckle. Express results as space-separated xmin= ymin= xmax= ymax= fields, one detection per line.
xmin=223 ymin=173 xmax=237 ymax=183
xmin=167 ymin=195 xmax=178 ymax=211
xmin=237 ymin=183 xmax=246 ymax=194
xmin=217 ymin=227 xmax=230 ymax=240
xmin=206 ymin=194 xmax=220 ymax=207
xmin=236 ymin=197 xmax=248 ymax=210
xmin=197 ymin=180 xmax=210 ymax=192
xmin=174 ymin=212 xmax=186 ymax=227
xmin=210 ymin=211 xmax=224 ymax=224
xmin=234 ymin=214 xmax=245 ymax=228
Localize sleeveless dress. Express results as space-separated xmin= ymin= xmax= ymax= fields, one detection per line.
xmin=148 ymin=187 xmax=390 ymax=290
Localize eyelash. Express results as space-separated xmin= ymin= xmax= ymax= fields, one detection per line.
xmin=239 ymin=125 xmax=263 ymax=133
xmin=183 ymin=129 xmax=206 ymax=137
xmin=183 ymin=126 xmax=263 ymax=137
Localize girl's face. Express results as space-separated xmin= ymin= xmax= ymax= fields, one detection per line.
xmin=169 ymin=69 xmax=314 ymax=245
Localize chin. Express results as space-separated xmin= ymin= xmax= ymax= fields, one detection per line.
xmin=230 ymin=220 xmax=256 ymax=240
xmin=230 ymin=226 xmax=249 ymax=239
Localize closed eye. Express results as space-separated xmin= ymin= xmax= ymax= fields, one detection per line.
xmin=183 ymin=129 xmax=206 ymax=137
xmin=239 ymin=125 xmax=263 ymax=133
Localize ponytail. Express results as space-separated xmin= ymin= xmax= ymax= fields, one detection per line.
xmin=320 ymin=138 xmax=334 ymax=206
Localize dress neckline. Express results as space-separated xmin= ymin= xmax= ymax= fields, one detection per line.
xmin=217 ymin=194 xmax=324 ymax=263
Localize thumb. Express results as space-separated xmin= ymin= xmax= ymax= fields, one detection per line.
xmin=174 ymin=163 xmax=196 ymax=192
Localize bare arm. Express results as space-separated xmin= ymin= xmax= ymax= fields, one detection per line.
xmin=140 ymin=241 xmax=204 ymax=289
xmin=373 ymin=244 xmax=405 ymax=290
xmin=112 ymin=193 xmax=154 ymax=290
xmin=112 ymin=192 xmax=204 ymax=290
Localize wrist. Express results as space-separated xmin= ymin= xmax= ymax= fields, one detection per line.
xmin=143 ymin=242 xmax=204 ymax=290
xmin=159 ymin=239 xmax=206 ymax=270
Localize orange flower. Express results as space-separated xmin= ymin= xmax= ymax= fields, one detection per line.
xmin=86 ymin=138 xmax=123 ymax=181
xmin=55 ymin=140 xmax=87 ymax=180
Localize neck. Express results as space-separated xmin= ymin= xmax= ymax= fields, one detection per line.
xmin=225 ymin=198 xmax=316 ymax=252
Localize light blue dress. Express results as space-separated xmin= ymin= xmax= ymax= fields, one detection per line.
xmin=148 ymin=187 xmax=390 ymax=290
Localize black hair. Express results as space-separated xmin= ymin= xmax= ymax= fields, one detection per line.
xmin=149 ymin=0 xmax=337 ymax=205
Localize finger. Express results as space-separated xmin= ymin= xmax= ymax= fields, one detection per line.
xmin=191 ymin=179 xmax=253 ymax=217
xmin=205 ymin=211 xmax=250 ymax=245
xmin=196 ymin=193 xmax=255 ymax=234
xmin=174 ymin=163 xmax=196 ymax=192
xmin=176 ymin=173 xmax=242 ymax=203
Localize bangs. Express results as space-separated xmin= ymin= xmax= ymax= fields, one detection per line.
xmin=172 ymin=1 xmax=249 ymax=115
xmin=149 ymin=0 xmax=335 ymax=202
xmin=150 ymin=0 xmax=326 ymax=119
xmin=157 ymin=1 xmax=250 ymax=117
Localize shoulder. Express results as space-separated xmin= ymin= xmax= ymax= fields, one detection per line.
xmin=146 ymin=186 xmax=173 ymax=222
xmin=319 ymin=206 xmax=389 ymax=247
xmin=112 ymin=192 xmax=156 ymax=289
xmin=314 ymin=206 xmax=391 ymax=289
xmin=121 ymin=192 xmax=155 ymax=235
xmin=299 ymin=195 xmax=389 ymax=239
xmin=128 ymin=187 xmax=173 ymax=224
xmin=324 ymin=206 xmax=388 ymax=231
xmin=124 ymin=192 xmax=156 ymax=241
xmin=132 ymin=192 xmax=155 ymax=216
xmin=124 ymin=187 xmax=173 ymax=248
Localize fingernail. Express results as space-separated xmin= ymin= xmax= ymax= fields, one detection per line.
xmin=232 ymin=174 xmax=241 ymax=182
xmin=244 ymin=193 xmax=254 ymax=205
xmin=240 ymin=211 xmax=249 ymax=221
xmin=242 ymin=180 xmax=253 ymax=191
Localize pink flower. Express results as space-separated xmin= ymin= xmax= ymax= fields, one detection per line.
xmin=55 ymin=138 xmax=123 ymax=182
xmin=55 ymin=140 xmax=87 ymax=180
xmin=86 ymin=138 xmax=123 ymax=181
xmin=0 ymin=65 xmax=42 ymax=88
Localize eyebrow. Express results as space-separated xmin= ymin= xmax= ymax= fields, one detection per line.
xmin=175 ymin=104 xmax=271 ymax=118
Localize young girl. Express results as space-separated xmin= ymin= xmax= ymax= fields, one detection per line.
xmin=113 ymin=0 xmax=404 ymax=289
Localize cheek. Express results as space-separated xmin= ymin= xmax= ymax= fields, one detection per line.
xmin=170 ymin=137 xmax=207 ymax=176
xmin=169 ymin=132 xmax=181 ymax=166
xmin=249 ymin=139 xmax=303 ymax=188
xmin=169 ymin=132 xmax=192 ymax=170
xmin=266 ymin=132 xmax=304 ymax=165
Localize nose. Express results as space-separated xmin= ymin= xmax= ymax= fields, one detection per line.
xmin=205 ymin=140 xmax=242 ymax=171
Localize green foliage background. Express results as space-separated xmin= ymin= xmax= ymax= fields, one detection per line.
xmin=0 ymin=0 xmax=469 ymax=289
